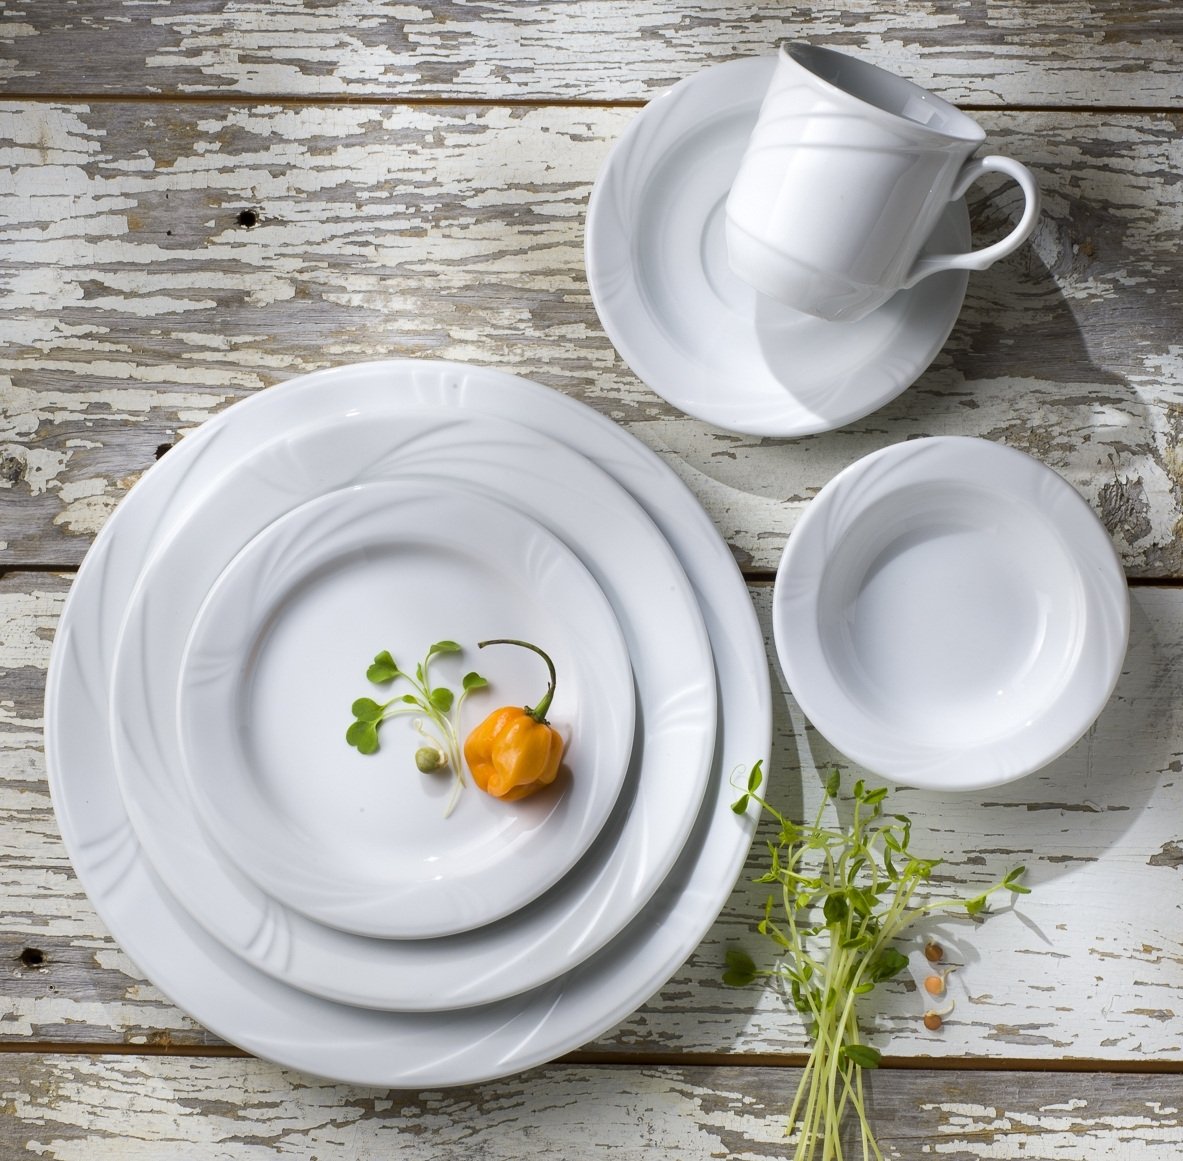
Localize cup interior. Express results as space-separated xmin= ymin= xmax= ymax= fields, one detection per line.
xmin=786 ymin=43 xmax=985 ymax=143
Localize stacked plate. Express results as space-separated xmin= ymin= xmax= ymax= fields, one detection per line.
xmin=44 ymin=360 xmax=772 ymax=1087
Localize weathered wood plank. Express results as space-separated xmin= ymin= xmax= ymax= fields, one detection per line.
xmin=5 ymin=571 xmax=1183 ymax=1062
xmin=3 ymin=1 xmax=1183 ymax=107
xmin=3 ymin=1055 xmax=1183 ymax=1159
xmin=2 ymin=102 xmax=1181 ymax=574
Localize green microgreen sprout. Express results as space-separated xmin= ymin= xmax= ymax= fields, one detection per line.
xmin=346 ymin=642 xmax=489 ymax=817
xmin=725 ymin=767 xmax=1030 ymax=1161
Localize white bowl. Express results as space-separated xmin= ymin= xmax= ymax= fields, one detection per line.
xmin=773 ymin=437 xmax=1129 ymax=790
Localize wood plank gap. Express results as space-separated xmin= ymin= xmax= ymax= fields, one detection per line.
xmin=1 ymin=92 xmax=1177 ymax=116
xmin=3 ymin=1042 xmax=1182 ymax=1077
xmin=0 ymin=1042 xmax=249 ymax=1059
xmin=565 ymin=1051 xmax=1183 ymax=1075
xmin=744 ymin=573 xmax=1183 ymax=587
xmin=0 ymin=91 xmax=646 ymax=110
xmin=1 ymin=570 xmax=1179 ymax=588
xmin=957 ymin=103 xmax=1181 ymax=116
xmin=0 ymin=564 xmax=79 ymax=580
xmin=1128 ymin=575 xmax=1183 ymax=587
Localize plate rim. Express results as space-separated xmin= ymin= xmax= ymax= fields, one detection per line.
xmin=176 ymin=475 xmax=637 ymax=939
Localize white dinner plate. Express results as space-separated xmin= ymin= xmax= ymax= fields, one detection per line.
xmin=585 ymin=55 xmax=970 ymax=437
xmin=177 ymin=478 xmax=635 ymax=939
xmin=109 ymin=405 xmax=717 ymax=1010
xmin=773 ymin=436 xmax=1129 ymax=790
xmin=46 ymin=359 xmax=771 ymax=1086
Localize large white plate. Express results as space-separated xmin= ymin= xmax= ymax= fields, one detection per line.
xmin=109 ymin=406 xmax=717 ymax=1009
xmin=585 ymin=55 xmax=970 ymax=437
xmin=177 ymin=478 xmax=635 ymax=939
xmin=773 ymin=436 xmax=1129 ymax=790
xmin=46 ymin=360 xmax=771 ymax=1086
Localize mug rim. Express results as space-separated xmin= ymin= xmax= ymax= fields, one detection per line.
xmin=784 ymin=42 xmax=986 ymax=146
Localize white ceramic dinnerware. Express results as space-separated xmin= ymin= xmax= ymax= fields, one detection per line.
xmin=109 ymin=404 xmax=719 ymax=1011
xmin=47 ymin=360 xmax=771 ymax=1085
xmin=726 ymin=43 xmax=1040 ymax=322
xmin=773 ymin=436 xmax=1128 ymax=790
xmin=177 ymin=477 xmax=635 ymax=940
xmin=585 ymin=55 xmax=971 ymax=437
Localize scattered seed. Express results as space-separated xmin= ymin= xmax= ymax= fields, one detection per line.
xmin=924 ymin=974 xmax=945 ymax=996
xmin=923 ymin=1011 xmax=943 ymax=1030
xmin=924 ymin=941 xmax=943 ymax=963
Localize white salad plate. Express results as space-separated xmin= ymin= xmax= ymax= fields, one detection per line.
xmin=773 ymin=436 xmax=1129 ymax=790
xmin=177 ymin=478 xmax=635 ymax=940
xmin=108 ymin=405 xmax=718 ymax=1010
xmin=585 ymin=55 xmax=970 ymax=437
xmin=48 ymin=361 xmax=771 ymax=1086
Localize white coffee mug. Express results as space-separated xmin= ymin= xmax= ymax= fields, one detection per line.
xmin=725 ymin=43 xmax=1041 ymax=323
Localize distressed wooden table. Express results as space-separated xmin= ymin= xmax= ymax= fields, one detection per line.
xmin=4 ymin=3 xmax=1183 ymax=1156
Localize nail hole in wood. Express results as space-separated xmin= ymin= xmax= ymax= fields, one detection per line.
xmin=19 ymin=947 xmax=45 ymax=968
xmin=0 ymin=453 xmax=23 ymax=484
xmin=237 ymin=208 xmax=259 ymax=228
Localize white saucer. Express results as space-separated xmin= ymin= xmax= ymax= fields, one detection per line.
xmin=178 ymin=479 xmax=635 ymax=940
xmin=585 ymin=56 xmax=971 ymax=437
xmin=773 ymin=437 xmax=1129 ymax=790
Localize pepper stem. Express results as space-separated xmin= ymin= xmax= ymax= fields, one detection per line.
xmin=477 ymin=639 xmax=556 ymax=723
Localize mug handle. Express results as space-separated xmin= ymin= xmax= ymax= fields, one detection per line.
xmin=901 ymin=155 xmax=1041 ymax=287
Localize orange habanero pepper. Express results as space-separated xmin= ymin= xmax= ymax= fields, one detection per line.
xmin=463 ymin=639 xmax=564 ymax=801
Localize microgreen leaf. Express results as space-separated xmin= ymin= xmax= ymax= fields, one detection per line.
xmin=731 ymin=793 xmax=750 ymax=815
xmin=747 ymin=759 xmax=763 ymax=793
xmin=965 ymin=895 xmax=988 ymax=917
xmin=841 ymin=1044 xmax=881 ymax=1069
xmin=1004 ymin=866 xmax=1032 ymax=894
xmin=822 ymin=893 xmax=848 ymax=925
xmin=824 ymin=769 xmax=841 ymax=798
xmin=428 ymin=640 xmax=461 ymax=657
xmin=867 ymin=946 xmax=909 ymax=983
xmin=345 ymin=720 xmax=379 ymax=755
xmin=430 ymin=687 xmax=454 ymax=713
xmin=351 ymin=697 xmax=385 ymax=722
xmin=366 ymin=651 xmax=399 ymax=683
xmin=462 ymin=671 xmax=488 ymax=692
xmin=722 ymin=946 xmax=758 ymax=988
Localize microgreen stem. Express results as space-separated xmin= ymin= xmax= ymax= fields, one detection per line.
xmin=346 ymin=644 xmax=488 ymax=817
xmin=726 ymin=768 xmax=1027 ymax=1161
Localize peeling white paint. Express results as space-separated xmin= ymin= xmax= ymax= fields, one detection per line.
xmin=0 ymin=589 xmax=64 ymax=667
xmin=3 ymin=101 xmax=1183 ymax=570
xmin=4 ymin=583 xmax=1183 ymax=1063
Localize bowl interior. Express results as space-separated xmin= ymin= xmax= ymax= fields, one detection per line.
xmin=816 ymin=482 xmax=1083 ymax=749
